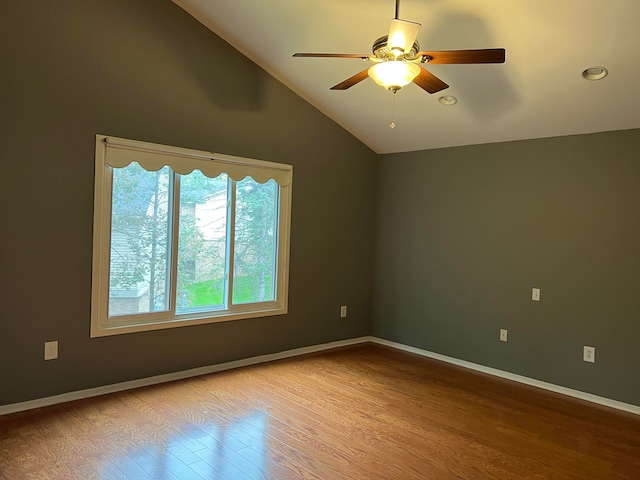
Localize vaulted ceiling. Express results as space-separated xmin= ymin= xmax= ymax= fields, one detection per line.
xmin=173 ymin=0 xmax=640 ymax=154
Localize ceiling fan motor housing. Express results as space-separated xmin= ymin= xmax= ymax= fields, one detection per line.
xmin=372 ymin=36 xmax=421 ymax=62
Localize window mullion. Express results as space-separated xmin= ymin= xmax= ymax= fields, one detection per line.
xmin=225 ymin=178 xmax=237 ymax=307
xmin=168 ymin=172 xmax=180 ymax=315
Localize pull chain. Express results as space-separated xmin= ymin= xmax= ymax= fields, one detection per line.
xmin=390 ymin=90 xmax=397 ymax=129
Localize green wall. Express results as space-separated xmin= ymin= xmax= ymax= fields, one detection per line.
xmin=0 ymin=0 xmax=377 ymax=405
xmin=2 ymin=0 xmax=638 ymax=410
xmin=374 ymin=130 xmax=640 ymax=406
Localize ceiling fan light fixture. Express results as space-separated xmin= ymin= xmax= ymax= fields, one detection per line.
xmin=369 ymin=61 xmax=421 ymax=91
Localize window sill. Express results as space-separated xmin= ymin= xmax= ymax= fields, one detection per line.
xmin=90 ymin=305 xmax=288 ymax=338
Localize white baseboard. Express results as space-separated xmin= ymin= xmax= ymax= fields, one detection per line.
xmin=0 ymin=337 xmax=370 ymax=416
xmin=2 ymin=335 xmax=638 ymax=416
xmin=369 ymin=337 xmax=640 ymax=416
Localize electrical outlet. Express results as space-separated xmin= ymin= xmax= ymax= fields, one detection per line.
xmin=583 ymin=346 xmax=595 ymax=363
xmin=500 ymin=329 xmax=508 ymax=342
xmin=44 ymin=341 xmax=58 ymax=360
xmin=340 ymin=305 xmax=347 ymax=318
xmin=532 ymin=288 xmax=541 ymax=301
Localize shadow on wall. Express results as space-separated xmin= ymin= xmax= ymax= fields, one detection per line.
xmin=169 ymin=23 xmax=266 ymax=112
xmin=421 ymin=9 xmax=519 ymax=119
xmin=80 ymin=0 xmax=266 ymax=113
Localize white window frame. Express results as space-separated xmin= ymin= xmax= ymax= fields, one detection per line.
xmin=91 ymin=135 xmax=292 ymax=337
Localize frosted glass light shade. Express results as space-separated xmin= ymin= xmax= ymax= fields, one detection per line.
xmin=368 ymin=61 xmax=421 ymax=90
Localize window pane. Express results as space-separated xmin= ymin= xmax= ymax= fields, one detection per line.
xmin=233 ymin=178 xmax=278 ymax=304
xmin=109 ymin=163 xmax=171 ymax=316
xmin=176 ymin=171 xmax=228 ymax=313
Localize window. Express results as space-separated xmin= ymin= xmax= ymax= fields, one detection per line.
xmin=91 ymin=135 xmax=292 ymax=337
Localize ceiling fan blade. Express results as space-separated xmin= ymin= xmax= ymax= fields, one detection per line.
xmin=330 ymin=68 xmax=371 ymax=90
xmin=388 ymin=19 xmax=422 ymax=55
xmin=419 ymin=48 xmax=506 ymax=64
xmin=412 ymin=68 xmax=449 ymax=93
xmin=293 ymin=53 xmax=370 ymax=59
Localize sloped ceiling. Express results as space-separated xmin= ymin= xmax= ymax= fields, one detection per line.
xmin=173 ymin=0 xmax=640 ymax=154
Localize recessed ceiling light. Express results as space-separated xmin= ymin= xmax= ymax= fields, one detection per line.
xmin=582 ymin=67 xmax=608 ymax=81
xmin=438 ymin=95 xmax=458 ymax=106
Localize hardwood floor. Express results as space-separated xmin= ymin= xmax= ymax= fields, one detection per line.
xmin=1 ymin=344 xmax=639 ymax=479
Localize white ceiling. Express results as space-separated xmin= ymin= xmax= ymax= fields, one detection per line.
xmin=173 ymin=0 xmax=640 ymax=154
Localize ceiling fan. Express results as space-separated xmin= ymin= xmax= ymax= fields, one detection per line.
xmin=293 ymin=0 xmax=505 ymax=94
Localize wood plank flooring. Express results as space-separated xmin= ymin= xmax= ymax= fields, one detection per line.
xmin=1 ymin=343 xmax=639 ymax=479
